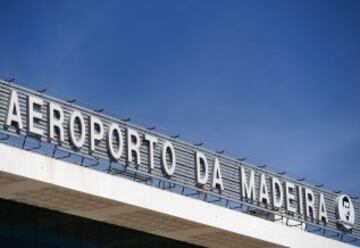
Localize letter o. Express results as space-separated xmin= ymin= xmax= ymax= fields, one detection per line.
xmin=69 ymin=110 xmax=85 ymax=148
xmin=161 ymin=141 xmax=176 ymax=176
xmin=107 ymin=123 xmax=123 ymax=160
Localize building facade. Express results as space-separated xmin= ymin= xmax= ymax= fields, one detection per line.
xmin=0 ymin=79 xmax=358 ymax=247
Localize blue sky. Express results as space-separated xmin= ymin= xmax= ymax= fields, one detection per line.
xmin=0 ymin=0 xmax=359 ymax=195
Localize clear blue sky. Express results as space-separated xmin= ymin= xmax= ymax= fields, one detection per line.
xmin=1 ymin=1 xmax=359 ymax=195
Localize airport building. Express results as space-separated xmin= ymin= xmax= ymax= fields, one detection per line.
xmin=0 ymin=78 xmax=358 ymax=247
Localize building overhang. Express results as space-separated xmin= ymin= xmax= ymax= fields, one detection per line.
xmin=0 ymin=143 xmax=354 ymax=248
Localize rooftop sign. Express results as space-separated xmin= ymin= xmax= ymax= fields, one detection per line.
xmin=0 ymin=80 xmax=358 ymax=238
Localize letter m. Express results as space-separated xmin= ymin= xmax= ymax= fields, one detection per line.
xmin=241 ymin=167 xmax=256 ymax=201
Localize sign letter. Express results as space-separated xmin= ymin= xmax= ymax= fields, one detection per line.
xmin=127 ymin=128 xmax=141 ymax=165
xmin=211 ymin=158 xmax=224 ymax=190
xmin=6 ymin=90 xmax=23 ymax=130
xmin=69 ymin=110 xmax=86 ymax=148
xmin=107 ymin=123 xmax=123 ymax=160
xmin=195 ymin=151 xmax=208 ymax=185
xmin=161 ymin=141 xmax=176 ymax=176
xmin=27 ymin=95 xmax=44 ymax=136
xmin=241 ymin=167 xmax=256 ymax=201
xmin=48 ymin=102 xmax=64 ymax=142
xmin=144 ymin=134 xmax=158 ymax=169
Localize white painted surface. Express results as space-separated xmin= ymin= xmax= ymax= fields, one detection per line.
xmin=0 ymin=144 xmax=354 ymax=248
